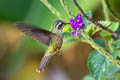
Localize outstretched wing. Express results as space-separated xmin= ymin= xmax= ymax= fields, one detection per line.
xmin=15 ymin=22 xmax=56 ymax=45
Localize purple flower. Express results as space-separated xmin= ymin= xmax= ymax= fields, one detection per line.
xmin=70 ymin=13 xmax=85 ymax=36
xmin=72 ymin=31 xmax=81 ymax=36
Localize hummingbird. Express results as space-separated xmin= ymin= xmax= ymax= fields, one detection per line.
xmin=15 ymin=20 xmax=70 ymax=72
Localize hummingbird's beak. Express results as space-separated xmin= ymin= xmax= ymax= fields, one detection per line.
xmin=64 ymin=22 xmax=71 ymax=25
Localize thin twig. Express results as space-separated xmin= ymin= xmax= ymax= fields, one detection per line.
xmin=72 ymin=0 xmax=120 ymax=40
xmin=60 ymin=0 xmax=74 ymax=18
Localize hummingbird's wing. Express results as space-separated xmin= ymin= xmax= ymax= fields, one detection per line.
xmin=15 ymin=22 xmax=56 ymax=45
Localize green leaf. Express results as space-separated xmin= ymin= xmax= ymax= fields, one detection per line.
xmin=113 ymin=40 xmax=120 ymax=48
xmin=85 ymin=21 xmax=119 ymax=38
xmin=100 ymin=22 xmax=119 ymax=38
xmin=100 ymin=30 xmax=111 ymax=38
xmin=63 ymin=32 xmax=72 ymax=37
xmin=63 ymin=25 xmax=72 ymax=32
xmin=85 ymin=21 xmax=111 ymax=36
xmin=108 ymin=22 xmax=119 ymax=32
xmin=101 ymin=64 xmax=120 ymax=80
xmin=93 ymin=38 xmax=106 ymax=48
xmin=88 ymin=50 xmax=110 ymax=80
xmin=63 ymin=32 xmax=78 ymax=43
xmin=62 ymin=27 xmax=79 ymax=43
xmin=111 ymin=49 xmax=120 ymax=59
xmin=83 ymin=74 xmax=95 ymax=80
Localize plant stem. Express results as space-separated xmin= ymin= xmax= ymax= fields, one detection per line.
xmin=72 ymin=0 xmax=120 ymax=40
xmin=80 ymin=30 xmax=120 ymax=67
xmin=60 ymin=0 xmax=74 ymax=19
xmin=102 ymin=0 xmax=110 ymax=21
xmin=40 ymin=0 xmax=65 ymax=20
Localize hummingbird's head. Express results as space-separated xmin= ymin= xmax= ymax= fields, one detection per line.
xmin=53 ymin=20 xmax=70 ymax=33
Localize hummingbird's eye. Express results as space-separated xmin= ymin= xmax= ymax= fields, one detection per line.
xmin=53 ymin=20 xmax=64 ymax=31
xmin=56 ymin=22 xmax=64 ymax=30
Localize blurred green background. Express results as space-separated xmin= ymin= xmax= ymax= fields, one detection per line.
xmin=0 ymin=0 xmax=120 ymax=80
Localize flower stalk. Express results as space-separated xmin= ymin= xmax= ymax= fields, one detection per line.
xmin=80 ymin=30 xmax=120 ymax=67
xmin=40 ymin=0 xmax=64 ymax=20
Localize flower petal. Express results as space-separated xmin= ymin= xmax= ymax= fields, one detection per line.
xmin=72 ymin=31 xmax=81 ymax=36
xmin=71 ymin=22 xmax=78 ymax=30
xmin=76 ymin=13 xmax=81 ymax=19
xmin=70 ymin=13 xmax=85 ymax=37
xmin=77 ymin=33 xmax=81 ymax=36
xmin=70 ymin=19 xmax=75 ymax=24
xmin=77 ymin=18 xmax=83 ymax=24
xmin=78 ymin=23 xmax=85 ymax=29
xmin=72 ymin=31 xmax=77 ymax=36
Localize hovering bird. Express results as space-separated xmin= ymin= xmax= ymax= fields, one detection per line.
xmin=15 ymin=20 xmax=70 ymax=72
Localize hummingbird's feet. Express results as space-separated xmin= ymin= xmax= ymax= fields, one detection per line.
xmin=55 ymin=50 xmax=62 ymax=56
xmin=55 ymin=53 xmax=62 ymax=56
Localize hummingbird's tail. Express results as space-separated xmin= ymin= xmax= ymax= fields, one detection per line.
xmin=36 ymin=55 xmax=52 ymax=72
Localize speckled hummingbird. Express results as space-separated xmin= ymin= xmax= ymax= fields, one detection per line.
xmin=15 ymin=20 xmax=70 ymax=72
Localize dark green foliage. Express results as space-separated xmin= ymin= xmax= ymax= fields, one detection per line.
xmin=88 ymin=38 xmax=120 ymax=80
xmin=88 ymin=50 xmax=110 ymax=80
xmin=93 ymin=38 xmax=106 ymax=48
